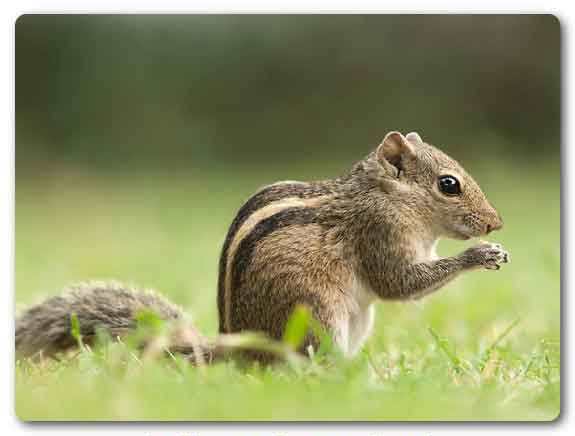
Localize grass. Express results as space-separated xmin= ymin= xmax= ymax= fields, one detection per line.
xmin=14 ymin=159 xmax=560 ymax=421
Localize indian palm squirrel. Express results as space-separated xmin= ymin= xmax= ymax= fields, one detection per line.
xmin=15 ymin=131 xmax=510 ymax=363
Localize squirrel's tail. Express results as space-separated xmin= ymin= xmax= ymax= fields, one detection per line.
xmin=15 ymin=281 xmax=217 ymax=363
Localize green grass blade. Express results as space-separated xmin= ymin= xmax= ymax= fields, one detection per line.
xmin=428 ymin=326 xmax=461 ymax=373
xmin=69 ymin=313 xmax=84 ymax=351
xmin=478 ymin=318 xmax=521 ymax=372
xmin=282 ymin=305 xmax=311 ymax=349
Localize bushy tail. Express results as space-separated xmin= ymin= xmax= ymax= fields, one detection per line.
xmin=15 ymin=281 xmax=216 ymax=363
xmin=16 ymin=281 xmax=307 ymax=366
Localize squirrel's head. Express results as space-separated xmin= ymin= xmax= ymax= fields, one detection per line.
xmin=367 ymin=131 xmax=502 ymax=240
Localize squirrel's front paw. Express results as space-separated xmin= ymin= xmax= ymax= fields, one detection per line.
xmin=461 ymin=242 xmax=510 ymax=270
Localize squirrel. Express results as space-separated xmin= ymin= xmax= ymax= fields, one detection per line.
xmin=16 ymin=131 xmax=510 ymax=363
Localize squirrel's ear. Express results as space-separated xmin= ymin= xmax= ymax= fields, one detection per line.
xmin=376 ymin=131 xmax=416 ymax=172
xmin=406 ymin=131 xmax=423 ymax=144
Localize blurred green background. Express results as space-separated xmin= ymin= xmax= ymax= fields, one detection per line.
xmin=15 ymin=15 xmax=560 ymax=420
xmin=17 ymin=14 xmax=559 ymax=169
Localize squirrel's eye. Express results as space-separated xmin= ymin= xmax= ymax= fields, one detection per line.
xmin=438 ymin=175 xmax=461 ymax=196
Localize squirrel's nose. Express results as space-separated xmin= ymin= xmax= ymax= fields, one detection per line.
xmin=486 ymin=215 xmax=503 ymax=234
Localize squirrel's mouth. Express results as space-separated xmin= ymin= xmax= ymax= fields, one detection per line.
xmin=454 ymin=232 xmax=472 ymax=241
xmin=449 ymin=223 xmax=475 ymax=240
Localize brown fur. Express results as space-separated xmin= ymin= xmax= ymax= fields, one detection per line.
xmin=229 ymin=223 xmax=352 ymax=347
xmin=223 ymin=196 xmax=329 ymax=332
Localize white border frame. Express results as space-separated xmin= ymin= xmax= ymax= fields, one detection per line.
xmin=2 ymin=2 xmax=570 ymax=435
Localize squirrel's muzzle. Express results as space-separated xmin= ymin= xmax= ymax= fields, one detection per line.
xmin=485 ymin=214 xmax=503 ymax=234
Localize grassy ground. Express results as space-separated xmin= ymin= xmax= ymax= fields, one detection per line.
xmin=14 ymin=159 xmax=560 ymax=421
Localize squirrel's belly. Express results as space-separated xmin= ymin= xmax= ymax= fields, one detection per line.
xmin=347 ymin=304 xmax=375 ymax=356
xmin=341 ymin=276 xmax=377 ymax=356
